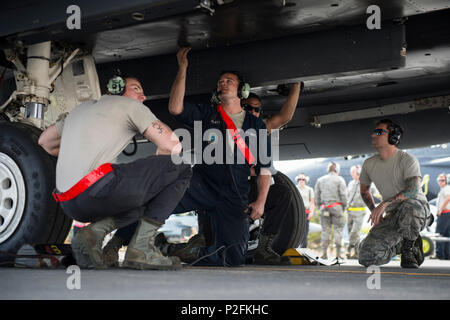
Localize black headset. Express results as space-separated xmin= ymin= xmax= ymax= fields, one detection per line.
xmin=107 ymin=70 xmax=126 ymax=96
xmin=388 ymin=122 xmax=403 ymax=145
xmin=211 ymin=70 xmax=251 ymax=105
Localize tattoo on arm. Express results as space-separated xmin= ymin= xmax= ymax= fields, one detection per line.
xmin=361 ymin=190 xmax=376 ymax=211
xmin=384 ymin=176 xmax=421 ymax=203
xmin=402 ymin=176 xmax=420 ymax=199
xmin=151 ymin=121 xmax=163 ymax=135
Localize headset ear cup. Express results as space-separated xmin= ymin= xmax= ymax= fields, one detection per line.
xmin=388 ymin=135 xmax=394 ymax=145
xmin=388 ymin=131 xmax=394 ymax=145
xmin=388 ymin=127 xmax=401 ymax=145
xmin=240 ymin=82 xmax=251 ymax=99
xmin=107 ymin=76 xmax=126 ymax=95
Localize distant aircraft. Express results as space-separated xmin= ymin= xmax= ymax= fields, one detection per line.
xmin=278 ymin=144 xmax=450 ymax=201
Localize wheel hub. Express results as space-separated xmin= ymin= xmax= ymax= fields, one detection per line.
xmin=0 ymin=152 xmax=26 ymax=244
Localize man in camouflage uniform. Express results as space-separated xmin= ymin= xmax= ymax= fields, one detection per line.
xmin=314 ymin=162 xmax=348 ymax=259
xmin=358 ymin=119 xmax=430 ymax=268
xmin=435 ymin=173 xmax=450 ymax=260
xmin=346 ymin=165 xmax=376 ymax=259
xmin=296 ymin=173 xmax=315 ymax=248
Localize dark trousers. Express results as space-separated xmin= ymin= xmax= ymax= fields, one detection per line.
xmin=61 ymin=155 xmax=192 ymax=229
xmin=300 ymin=219 xmax=310 ymax=248
xmin=116 ymin=170 xmax=250 ymax=266
xmin=198 ymin=182 xmax=293 ymax=248
xmin=436 ymin=213 xmax=450 ymax=260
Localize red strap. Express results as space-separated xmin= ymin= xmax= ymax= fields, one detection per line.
xmin=442 ymin=210 xmax=450 ymax=214
xmin=327 ymin=202 xmax=342 ymax=208
xmin=53 ymin=163 xmax=113 ymax=202
xmin=217 ymin=105 xmax=256 ymax=166
xmin=321 ymin=202 xmax=342 ymax=209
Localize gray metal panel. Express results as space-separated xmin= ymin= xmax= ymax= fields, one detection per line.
xmin=97 ymin=22 xmax=405 ymax=98
xmin=0 ymin=0 xmax=198 ymax=36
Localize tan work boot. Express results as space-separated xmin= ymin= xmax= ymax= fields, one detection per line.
xmin=401 ymin=236 xmax=424 ymax=269
xmin=102 ymin=234 xmax=124 ymax=267
xmin=122 ymin=217 xmax=181 ymax=270
xmin=71 ymin=217 xmax=116 ymax=269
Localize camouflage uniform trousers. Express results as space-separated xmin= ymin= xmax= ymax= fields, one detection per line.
xmin=347 ymin=210 xmax=367 ymax=248
xmin=320 ymin=205 xmax=346 ymax=250
xmin=358 ymin=198 xmax=430 ymax=267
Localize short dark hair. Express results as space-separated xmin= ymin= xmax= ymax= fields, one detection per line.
xmin=219 ymin=70 xmax=244 ymax=84
xmin=375 ymin=119 xmax=402 ymax=134
xmin=123 ymin=74 xmax=141 ymax=84
xmin=246 ymin=92 xmax=261 ymax=102
xmin=327 ymin=161 xmax=340 ymax=173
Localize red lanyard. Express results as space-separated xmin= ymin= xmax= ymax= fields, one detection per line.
xmin=217 ymin=105 xmax=256 ymax=167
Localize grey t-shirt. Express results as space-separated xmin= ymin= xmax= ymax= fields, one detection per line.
xmin=437 ymin=185 xmax=450 ymax=212
xmin=360 ymin=149 xmax=427 ymax=202
xmin=55 ymin=95 xmax=158 ymax=192
xmin=297 ymin=185 xmax=314 ymax=210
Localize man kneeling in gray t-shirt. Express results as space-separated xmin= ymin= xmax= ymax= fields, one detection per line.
xmin=38 ymin=76 xmax=191 ymax=270
xmin=358 ymin=119 xmax=430 ymax=268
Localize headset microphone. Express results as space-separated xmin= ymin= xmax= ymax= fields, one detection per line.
xmin=211 ymin=89 xmax=221 ymax=105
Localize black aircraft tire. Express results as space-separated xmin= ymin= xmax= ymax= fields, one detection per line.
xmin=246 ymin=171 xmax=306 ymax=261
xmin=271 ymin=171 xmax=306 ymax=255
xmin=0 ymin=122 xmax=72 ymax=264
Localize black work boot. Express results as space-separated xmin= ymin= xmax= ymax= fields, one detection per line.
xmin=253 ymin=233 xmax=290 ymax=265
xmin=168 ymin=233 xmax=205 ymax=263
xmin=413 ymin=235 xmax=424 ymax=267
xmin=400 ymin=239 xmax=419 ymax=269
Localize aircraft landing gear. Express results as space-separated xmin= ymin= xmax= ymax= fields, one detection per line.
xmin=0 ymin=122 xmax=72 ymax=265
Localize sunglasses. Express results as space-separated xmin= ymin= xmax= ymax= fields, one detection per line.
xmin=373 ymin=128 xmax=389 ymax=136
xmin=438 ymin=179 xmax=446 ymax=182
xmin=242 ymin=104 xmax=262 ymax=114
xmin=298 ymin=178 xmax=306 ymax=181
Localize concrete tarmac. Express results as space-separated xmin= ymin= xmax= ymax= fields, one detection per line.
xmin=1 ymin=259 xmax=449 ymax=300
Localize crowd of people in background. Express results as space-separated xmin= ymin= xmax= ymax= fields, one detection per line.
xmin=297 ymin=165 xmax=449 ymax=262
